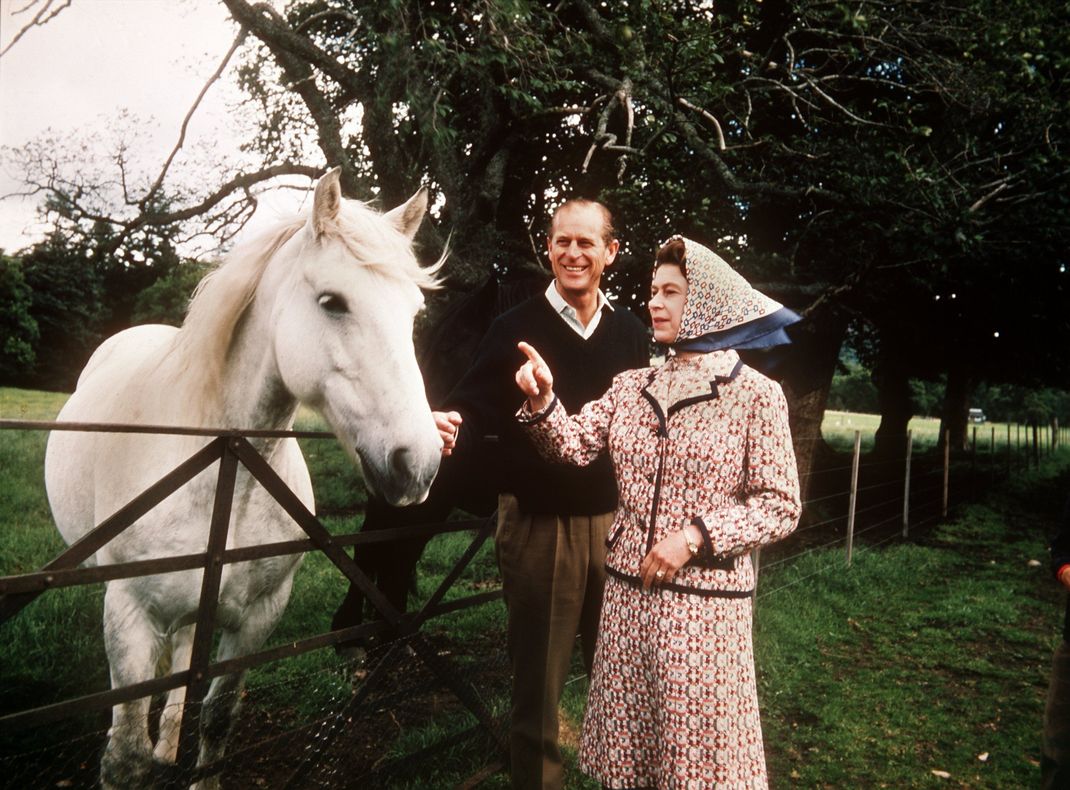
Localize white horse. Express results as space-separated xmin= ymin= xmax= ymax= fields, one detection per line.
xmin=43 ymin=169 xmax=443 ymax=789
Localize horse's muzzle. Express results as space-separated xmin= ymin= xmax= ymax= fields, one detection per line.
xmin=359 ymin=444 xmax=439 ymax=506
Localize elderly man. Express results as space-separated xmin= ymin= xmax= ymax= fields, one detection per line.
xmin=437 ymin=199 xmax=648 ymax=789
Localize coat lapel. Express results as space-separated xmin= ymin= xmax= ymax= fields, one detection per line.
xmin=642 ymin=350 xmax=743 ymax=419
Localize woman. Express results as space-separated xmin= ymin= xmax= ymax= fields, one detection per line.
xmin=514 ymin=236 xmax=802 ymax=789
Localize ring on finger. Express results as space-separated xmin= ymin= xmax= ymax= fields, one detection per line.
xmin=655 ymin=569 xmax=665 ymax=580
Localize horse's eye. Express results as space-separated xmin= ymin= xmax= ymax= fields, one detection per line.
xmin=318 ymin=293 xmax=348 ymax=315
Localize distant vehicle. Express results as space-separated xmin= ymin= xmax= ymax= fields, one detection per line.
xmin=968 ymin=408 xmax=986 ymax=424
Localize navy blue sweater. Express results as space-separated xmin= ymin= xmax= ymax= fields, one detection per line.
xmin=445 ymin=292 xmax=648 ymax=515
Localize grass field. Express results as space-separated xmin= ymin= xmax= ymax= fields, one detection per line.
xmin=823 ymin=409 xmax=1028 ymax=455
xmin=1 ymin=387 xmax=1067 ymax=788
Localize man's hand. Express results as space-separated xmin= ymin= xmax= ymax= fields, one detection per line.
xmin=433 ymin=410 xmax=462 ymax=456
xmin=515 ymin=342 xmax=555 ymax=413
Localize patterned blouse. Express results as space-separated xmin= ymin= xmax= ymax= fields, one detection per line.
xmin=521 ymin=349 xmax=801 ymax=597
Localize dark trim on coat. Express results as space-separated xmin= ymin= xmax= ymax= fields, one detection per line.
xmin=517 ymin=394 xmax=559 ymax=425
xmin=635 ymin=357 xmax=744 ymax=560
xmin=688 ymin=517 xmax=735 ymax=570
xmin=607 ymin=566 xmax=754 ymax=599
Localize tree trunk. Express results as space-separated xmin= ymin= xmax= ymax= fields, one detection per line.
xmin=873 ymin=341 xmax=913 ymax=459
xmin=777 ymin=304 xmax=849 ymax=505
xmin=939 ymin=363 xmax=972 ymax=451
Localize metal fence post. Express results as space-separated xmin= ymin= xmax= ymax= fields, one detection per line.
xmin=1006 ymin=424 xmax=1011 ymax=477
xmin=846 ymin=431 xmax=861 ymax=566
xmin=902 ymin=430 xmax=913 ymax=538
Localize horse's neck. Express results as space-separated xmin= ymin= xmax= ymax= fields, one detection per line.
xmin=216 ymin=299 xmax=298 ymax=434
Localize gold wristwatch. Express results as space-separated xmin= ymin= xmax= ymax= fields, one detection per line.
xmin=683 ymin=530 xmax=700 ymax=557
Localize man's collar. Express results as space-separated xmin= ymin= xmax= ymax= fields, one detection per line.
xmin=544 ymin=281 xmax=614 ymax=316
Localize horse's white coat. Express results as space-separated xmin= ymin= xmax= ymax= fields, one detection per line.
xmin=43 ymin=171 xmax=442 ymax=789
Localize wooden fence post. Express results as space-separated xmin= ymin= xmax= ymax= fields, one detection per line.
xmin=846 ymin=431 xmax=861 ymax=566
xmin=902 ymin=430 xmax=913 ymax=538
xmin=942 ymin=430 xmax=950 ymax=519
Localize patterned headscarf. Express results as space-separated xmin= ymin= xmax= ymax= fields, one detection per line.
xmin=660 ymin=236 xmax=801 ymax=354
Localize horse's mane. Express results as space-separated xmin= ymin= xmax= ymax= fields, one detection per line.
xmin=319 ymin=201 xmax=443 ymax=291
xmin=163 ymin=199 xmax=442 ymax=423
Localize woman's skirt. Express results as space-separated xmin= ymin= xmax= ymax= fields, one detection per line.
xmin=579 ymin=575 xmax=767 ymax=789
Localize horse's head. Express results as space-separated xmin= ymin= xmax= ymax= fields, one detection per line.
xmin=264 ymin=170 xmax=442 ymax=505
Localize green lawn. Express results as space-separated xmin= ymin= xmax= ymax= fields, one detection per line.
xmin=823 ymin=409 xmax=1029 ymax=454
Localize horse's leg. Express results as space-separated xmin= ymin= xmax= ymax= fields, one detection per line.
xmin=191 ymin=581 xmax=293 ymax=790
xmin=333 ymin=482 xmax=458 ymax=645
xmin=330 ymin=526 xmax=382 ymax=640
xmin=189 ymin=669 xmax=246 ymax=790
xmin=153 ymin=624 xmax=195 ymax=764
xmin=100 ymin=584 xmax=164 ymax=790
xmin=377 ymin=530 xmax=433 ymax=613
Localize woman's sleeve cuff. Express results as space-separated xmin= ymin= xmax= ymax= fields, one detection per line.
xmin=516 ymin=394 xmax=559 ymax=425
xmin=691 ymin=517 xmax=715 ymax=563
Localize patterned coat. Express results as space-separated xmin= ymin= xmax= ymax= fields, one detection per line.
xmin=521 ymin=349 xmax=800 ymax=789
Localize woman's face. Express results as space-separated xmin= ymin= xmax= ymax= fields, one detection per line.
xmin=649 ymin=264 xmax=688 ymax=344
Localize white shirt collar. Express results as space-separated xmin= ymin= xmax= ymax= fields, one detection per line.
xmin=544 ymin=281 xmax=614 ymax=339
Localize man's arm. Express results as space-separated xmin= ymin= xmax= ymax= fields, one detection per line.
xmin=439 ymin=314 xmax=521 ymax=456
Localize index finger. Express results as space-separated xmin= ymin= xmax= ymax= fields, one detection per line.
xmin=517 ymin=341 xmax=546 ymax=369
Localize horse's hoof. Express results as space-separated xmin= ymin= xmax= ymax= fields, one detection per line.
xmin=100 ymin=748 xmax=158 ymax=790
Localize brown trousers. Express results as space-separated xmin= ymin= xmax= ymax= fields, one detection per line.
xmin=1043 ymin=640 xmax=1070 ymax=790
xmin=496 ymin=493 xmax=611 ymax=790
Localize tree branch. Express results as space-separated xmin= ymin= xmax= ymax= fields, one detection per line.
xmin=0 ymin=0 xmax=72 ymax=59
xmin=141 ymin=27 xmax=250 ymax=212
xmin=677 ymin=97 xmax=727 ymax=151
xmin=95 ymin=164 xmax=323 ymax=253
xmin=221 ymin=0 xmax=368 ymax=97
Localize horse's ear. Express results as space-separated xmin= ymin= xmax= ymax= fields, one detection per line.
xmin=312 ymin=168 xmax=343 ymax=238
xmin=384 ymin=187 xmax=428 ymax=241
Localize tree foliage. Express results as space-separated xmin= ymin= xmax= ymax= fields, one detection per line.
xmin=17 ymin=233 xmax=105 ymax=389
xmin=131 ymin=260 xmax=213 ymax=327
xmin=2 ymin=217 xmax=199 ymax=389
xmin=0 ymin=253 xmax=40 ymax=382
xmin=4 ymin=0 xmax=1068 ymax=454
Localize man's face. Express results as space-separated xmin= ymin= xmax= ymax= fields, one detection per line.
xmin=546 ymin=204 xmax=619 ymax=302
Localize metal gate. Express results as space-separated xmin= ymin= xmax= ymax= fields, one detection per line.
xmin=0 ymin=420 xmax=507 ymax=787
